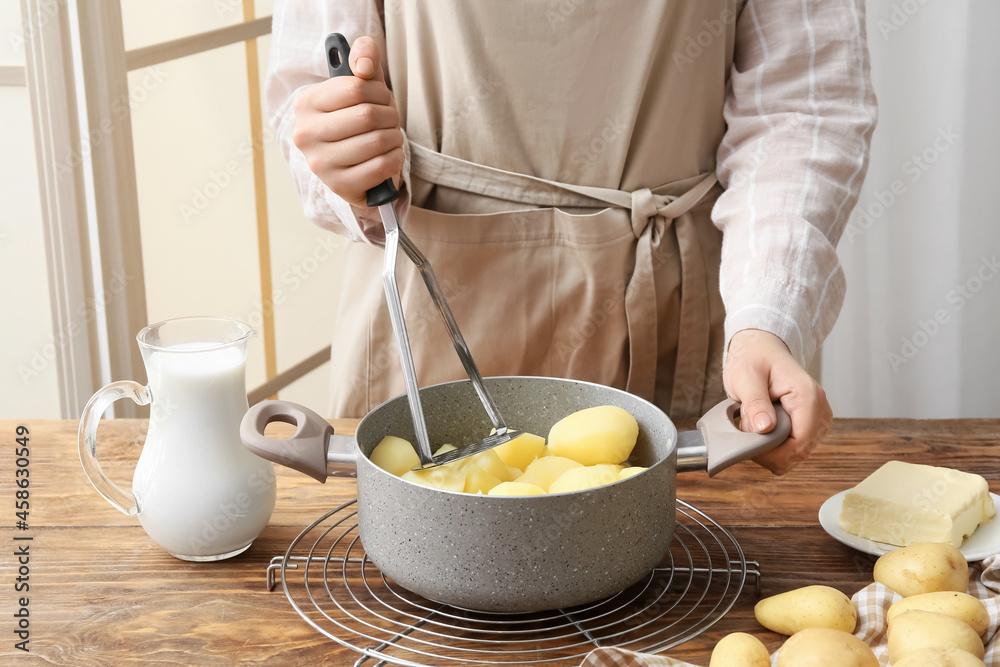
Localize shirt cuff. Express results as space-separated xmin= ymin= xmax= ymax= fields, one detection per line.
xmin=722 ymin=284 xmax=824 ymax=370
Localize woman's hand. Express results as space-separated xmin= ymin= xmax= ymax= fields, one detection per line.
xmin=292 ymin=36 xmax=404 ymax=208
xmin=723 ymin=329 xmax=833 ymax=475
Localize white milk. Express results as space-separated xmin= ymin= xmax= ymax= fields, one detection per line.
xmin=131 ymin=343 xmax=276 ymax=559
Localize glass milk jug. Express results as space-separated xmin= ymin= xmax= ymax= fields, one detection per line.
xmin=79 ymin=316 xmax=276 ymax=561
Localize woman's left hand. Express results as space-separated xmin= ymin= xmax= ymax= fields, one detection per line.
xmin=723 ymin=329 xmax=833 ymax=475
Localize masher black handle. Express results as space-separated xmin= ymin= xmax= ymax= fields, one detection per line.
xmin=325 ymin=32 xmax=399 ymax=208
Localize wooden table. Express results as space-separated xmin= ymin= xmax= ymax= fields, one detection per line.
xmin=1 ymin=418 xmax=997 ymax=666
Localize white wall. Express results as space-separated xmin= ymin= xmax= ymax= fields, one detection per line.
xmin=821 ymin=1 xmax=1000 ymax=418
xmin=0 ymin=4 xmax=62 ymax=418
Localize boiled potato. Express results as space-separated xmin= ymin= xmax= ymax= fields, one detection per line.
xmin=432 ymin=443 xmax=463 ymax=468
xmin=893 ymin=647 xmax=987 ymax=667
xmin=709 ymin=632 xmax=770 ymax=667
xmin=776 ymin=627 xmax=877 ymax=667
xmin=487 ymin=481 xmax=546 ymax=496
xmin=887 ymin=610 xmax=985 ymax=663
xmin=619 ymin=466 xmax=647 ymax=480
xmin=874 ymin=543 xmax=969 ymax=597
xmin=887 ymin=591 xmax=989 ymax=636
xmin=515 ymin=456 xmax=583 ymax=492
xmin=459 ymin=448 xmax=511 ymax=482
xmin=401 ymin=466 xmax=466 ymax=492
xmin=754 ymin=585 xmax=857 ymax=635
xmin=383 ymin=405 xmax=644 ymax=495
xmin=546 ymin=405 xmax=639 ymax=465
xmin=370 ymin=436 xmax=420 ymax=476
xmin=464 ymin=467 xmax=503 ymax=495
xmin=492 ymin=432 xmax=545 ymax=471
xmin=548 ymin=464 xmax=624 ymax=494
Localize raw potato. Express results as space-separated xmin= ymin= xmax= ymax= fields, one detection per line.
xmin=887 ymin=591 xmax=989 ymax=636
xmin=492 ymin=432 xmax=545 ymax=471
xmin=709 ymin=632 xmax=770 ymax=667
xmin=619 ymin=466 xmax=647 ymax=480
xmin=874 ymin=543 xmax=969 ymax=597
xmin=515 ymin=456 xmax=583 ymax=492
xmin=546 ymin=405 xmax=639 ymax=465
xmin=754 ymin=585 xmax=857 ymax=635
xmin=776 ymin=627 xmax=877 ymax=667
xmin=548 ymin=464 xmax=624 ymax=494
xmin=370 ymin=436 xmax=420 ymax=476
xmin=487 ymin=481 xmax=546 ymax=496
xmin=887 ymin=610 xmax=985 ymax=663
xmin=893 ymin=647 xmax=987 ymax=667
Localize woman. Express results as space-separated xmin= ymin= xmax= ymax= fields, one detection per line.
xmin=266 ymin=0 xmax=876 ymax=474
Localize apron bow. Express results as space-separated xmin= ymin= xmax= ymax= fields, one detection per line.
xmin=629 ymin=188 xmax=663 ymax=239
xmin=408 ymin=142 xmax=719 ymax=414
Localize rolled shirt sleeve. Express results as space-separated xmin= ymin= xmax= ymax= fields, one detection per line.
xmin=713 ymin=0 xmax=878 ymax=366
xmin=265 ymin=0 xmax=410 ymax=244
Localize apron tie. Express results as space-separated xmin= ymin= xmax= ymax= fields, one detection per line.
xmin=408 ymin=142 xmax=718 ymax=413
xmin=629 ymin=188 xmax=660 ymax=239
xmin=624 ymin=187 xmax=662 ymax=400
xmin=622 ymin=177 xmax=720 ymax=405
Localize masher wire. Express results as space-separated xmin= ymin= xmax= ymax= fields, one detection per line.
xmin=270 ymin=499 xmax=759 ymax=666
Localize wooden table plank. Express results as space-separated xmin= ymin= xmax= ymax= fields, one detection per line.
xmin=0 ymin=418 xmax=997 ymax=666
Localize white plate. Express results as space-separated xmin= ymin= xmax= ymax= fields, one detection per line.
xmin=818 ymin=490 xmax=1000 ymax=562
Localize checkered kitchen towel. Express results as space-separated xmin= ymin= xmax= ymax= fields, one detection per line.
xmin=581 ymin=554 xmax=1000 ymax=667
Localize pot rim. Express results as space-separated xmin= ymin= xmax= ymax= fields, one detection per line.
xmin=354 ymin=375 xmax=678 ymax=499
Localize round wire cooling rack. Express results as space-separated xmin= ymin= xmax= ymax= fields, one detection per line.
xmin=266 ymin=499 xmax=760 ymax=667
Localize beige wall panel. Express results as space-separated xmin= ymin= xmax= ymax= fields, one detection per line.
xmin=128 ymin=44 xmax=267 ymax=390
xmin=256 ymin=34 xmax=341 ymax=409
xmin=0 ymin=2 xmax=26 ymax=66
xmin=120 ymin=0 xmax=246 ymax=51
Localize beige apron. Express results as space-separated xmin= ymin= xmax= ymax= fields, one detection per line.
xmin=328 ymin=0 xmax=740 ymax=419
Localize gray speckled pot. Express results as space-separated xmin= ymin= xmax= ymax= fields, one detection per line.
xmin=242 ymin=376 xmax=789 ymax=613
xmin=354 ymin=377 xmax=676 ymax=613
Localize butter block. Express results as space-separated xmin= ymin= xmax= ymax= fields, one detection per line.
xmin=838 ymin=461 xmax=995 ymax=548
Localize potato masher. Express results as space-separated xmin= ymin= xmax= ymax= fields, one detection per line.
xmin=326 ymin=33 xmax=519 ymax=468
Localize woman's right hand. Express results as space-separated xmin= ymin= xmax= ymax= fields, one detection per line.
xmin=292 ymin=36 xmax=404 ymax=208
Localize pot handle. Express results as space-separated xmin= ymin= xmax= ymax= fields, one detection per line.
xmin=676 ymin=399 xmax=792 ymax=477
xmin=241 ymin=400 xmax=356 ymax=483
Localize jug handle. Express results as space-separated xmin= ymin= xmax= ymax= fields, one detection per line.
xmin=78 ymin=381 xmax=149 ymax=516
